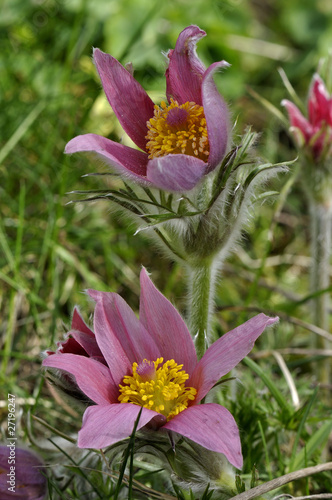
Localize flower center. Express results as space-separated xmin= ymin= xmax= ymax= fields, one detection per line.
xmin=118 ymin=357 xmax=197 ymax=421
xmin=145 ymin=99 xmax=209 ymax=161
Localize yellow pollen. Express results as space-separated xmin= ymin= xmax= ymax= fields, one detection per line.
xmin=145 ymin=99 xmax=209 ymax=161
xmin=118 ymin=357 xmax=197 ymax=421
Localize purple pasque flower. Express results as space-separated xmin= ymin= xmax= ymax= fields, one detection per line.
xmin=282 ymin=73 xmax=332 ymax=160
xmin=0 ymin=446 xmax=47 ymax=500
xmin=65 ymin=25 xmax=230 ymax=192
xmin=43 ymin=269 xmax=277 ymax=469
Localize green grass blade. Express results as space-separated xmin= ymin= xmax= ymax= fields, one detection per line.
xmin=278 ymin=67 xmax=306 ymax=112
xmin=54 ymin=244 xmax=108 ymax=291
xmin=291 ymin=418 xmax=332 ymax=471
xmin=113 ymin=407 xmax=143 ymax=500
xmin=0 ymin=101 xmax=45 ymax=165
xmin=243 ymin=357 xmax=293 ymax=417
xmin=257 ymin=419 xmax=273 ymax=481
xmin=0 ymin=220 xmax=15 ymax=269
xmin=48 ymin=438 xmax=103 ymax=499
xmin=288 ymin=386 xmax=319 ymax=472
xmin=14 ymin=181 xmax=25 ymax=274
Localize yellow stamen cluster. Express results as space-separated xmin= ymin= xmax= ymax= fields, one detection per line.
xmin=118 ymin=357 xmax=197 ymax=421
xmin=145 ymin=99 xmax=209 ymax=161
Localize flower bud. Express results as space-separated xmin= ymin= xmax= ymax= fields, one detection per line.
xmin=0 ymin=446 xmax=47 ymax=500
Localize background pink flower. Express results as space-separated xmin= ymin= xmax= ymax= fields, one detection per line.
xmin=282 ymin=73 xmax=332 ymax=160
xmin=43 ymin=269 xmax=278 ymax=469
xmin=65 ymin=25 xmax=230 ymax=191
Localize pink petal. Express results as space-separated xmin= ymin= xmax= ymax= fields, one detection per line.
xmin=146 ymin=154 xmax=207 ymax=191
xmin=189 ymin=314 xmax=278 ymax=402
xmin=203 ymin=61 xmax=230 ymax=172
xmin=93 ymin=48 xmax=155 ymax=151
xmin=69 ymin=308 xmax=104 ymax=358
xmin=281 ymin=100 xmax=313 ymax=142
xmin=71 ymin=307 xmax=94 ymax=336
xmin=163 ymin=403 xmax=243 ymax=469
xmin=70 ymin=330 xmax=105 ymax=360
xmin=43 ymin=353 xmax=118 ymax=404
xmin=166 ymin=25 xmax=206 ymax=105
xmin=329 ymin=99 xmax=332 ymax=126
xmin=139 ymin=269 xmax=197 ymax=375
xmin=65 ymin=133 xmax=150 ymax=180
xmin=78 ymin=403 xmax=163 ymax=448
xmin=308 ymin=74 xmax=330 ymax=126
xmin=56 ymin=336 xmax=89 ymax=356
xmin=88 ymin=289 xmax=160 ymax=386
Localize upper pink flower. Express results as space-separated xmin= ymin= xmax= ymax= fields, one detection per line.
xmin=282 ymin=74 xmax=332 ymax=160
xmin=65 ymin=25 xmax=230 ymax=191
xmin=43 ymin=269 xmax=277 ymax=469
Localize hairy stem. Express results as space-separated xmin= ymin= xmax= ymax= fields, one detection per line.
xmin=186 ymin=259 xmax=216 ymax=359
xmin=309 ymin=201 xmax=332 ymax=384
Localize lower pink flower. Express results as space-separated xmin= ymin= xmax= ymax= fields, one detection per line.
xmin=43 ymin=269 xmax=278 ymax=469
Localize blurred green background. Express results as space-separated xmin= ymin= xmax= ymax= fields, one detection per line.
xmin=1 ymin=0 xmax=332 ymax=495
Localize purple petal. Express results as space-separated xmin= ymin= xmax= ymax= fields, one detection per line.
xmin=189 ymin=314 xmax=278 ymax=402
xmin=163 ymin=403 xmax=243 ymax=469
xmin=93 ymin=48 xmax=155 ymax=151
xmin=78 ymin=403 xmax=163 ymax=448
xmin=146 ymin=154 xmax=207 ymax=191
xmin=65 ymin=133 xmax=150 ymax=180
xmin=43 ymin=353 xmax=118 ymax=404
xmin=203 ymin=61 xmax=230 ymax=172
xmin=139 ymin=269 xmax=197 ymax=375
xmin=281 ymin=100 xmax=313 ymax=142
xmin=166 ymin=25 xmax=206 ymax=105
xmin=88 ymin=289 xmax=160 ymax=386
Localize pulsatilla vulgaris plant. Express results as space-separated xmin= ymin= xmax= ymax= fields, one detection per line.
xmin=67 ymin=25 xmax=287 ymax=357
xmin=43 ymin=268 xmax=278 ymax=495
xmin=282 ymin=73 xmax=332 ymax=166
xmin=281 ymin=62 xmax=332 ymax=385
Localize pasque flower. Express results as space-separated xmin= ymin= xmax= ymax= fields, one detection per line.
xmin=282 ymin=73 xmax=332 ymax=161
xmin=0 ymin=447 xmax=47 ymax=500
xmin=43 ymin=269 xmax=277 ymax=469
xmin=65 ymin=25 xmax=230 ymax=191
xmin=282 ymin=66 xmax=332 ymax=386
